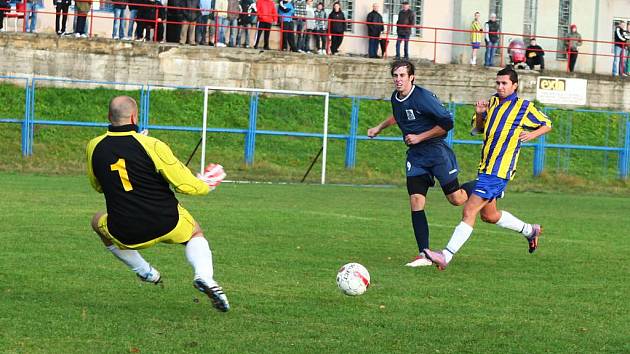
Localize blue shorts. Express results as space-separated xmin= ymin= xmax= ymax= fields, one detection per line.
xmin=473 ymin=173 xmax=508 ymax=200
xmin=406 ymin=142 xmax=459 ymax=186
xmin=471 ymin=42 xmax=481 ymax=49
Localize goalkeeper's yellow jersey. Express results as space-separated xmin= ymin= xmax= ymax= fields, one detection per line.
xmin=86 ymin=124 xmax=209 ymax=245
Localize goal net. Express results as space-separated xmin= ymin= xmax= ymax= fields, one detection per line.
xmin=201 ymin=86 xmax=330 ymax=184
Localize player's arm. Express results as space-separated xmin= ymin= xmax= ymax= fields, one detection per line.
xmin=140 ymin=137 xmax=211 ymax=196
xmin=404 ymin=91 xmax=453 ymax=145
xmin=367 ymin=116 xmax=396 ymax=138
xmin=519 ymin=104 xmax=553 ymax=142
xmin=86 ymin=137 xmax=103 ymax=193
xmin=471 ymin=99 xmax=489 ymax=135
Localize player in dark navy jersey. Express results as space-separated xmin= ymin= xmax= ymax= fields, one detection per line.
xmin=368 ymin=60 xmax=474 ymax=267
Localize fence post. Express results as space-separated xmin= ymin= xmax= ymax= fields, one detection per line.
xmin=446 ymin=101 xmax=454 ymax=147
xmin=27 ymin=80 xmax=36 ymax=155
xmin=533 ymin=132 xmax=546 ymax=176
xmin=345 ymin=97 xmax=359 ymax=169
xmin=244 ymin=92 xmax=258 ymax=166
xmin=433 ymin=28 xmax=437 ymax=63
xmin=21 ymin=79 xmax=30 ymax=156
xmin=621 ymin=117 xmax=630 ymax=179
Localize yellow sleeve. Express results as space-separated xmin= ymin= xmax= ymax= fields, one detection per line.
xmin=86 ymin=135 xmax=105 ymax=193
xmin=522 ymin=103 xmax=552 ymax=130
xmin=135 ymin=135 xmax=210 ymax=196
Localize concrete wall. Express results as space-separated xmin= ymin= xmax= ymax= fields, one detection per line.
xmin=0 ymin=33 xmax=629 ymax=110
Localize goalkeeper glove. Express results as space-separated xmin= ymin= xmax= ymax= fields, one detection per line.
xmin=196 ymin=163 xmax=226 ymax=190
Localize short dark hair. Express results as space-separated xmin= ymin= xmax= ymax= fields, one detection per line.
xmin=497 ymin=65 xmax=518 ymax=86
xmin=390 ymin=59 xmax=415 ymax=77
xmin=401 ymin=1 xmax=409 ymax=4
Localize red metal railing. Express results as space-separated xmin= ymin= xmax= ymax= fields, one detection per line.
xmin=10 ymin=1 xmax=629 ymax=74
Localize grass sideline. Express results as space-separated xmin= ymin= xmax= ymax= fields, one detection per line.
xmin=0 ymin=83 xmax=629 ymax=194
xmin=1 ymin=172 xmax=629 ymax=353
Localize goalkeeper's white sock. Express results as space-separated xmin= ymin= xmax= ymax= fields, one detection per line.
xmin=444 ymin=222 xmax=474 ymax=263
xmin=185 ymin=236 xmax=217 ymax=287
xmin=106 ymin=245 xmax=152 ymax=276
xmin=496 ymin=211 xmax=533 ymax=237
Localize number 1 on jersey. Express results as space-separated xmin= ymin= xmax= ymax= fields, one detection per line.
xmin=110 ymin=158 xmax=133 ymax=192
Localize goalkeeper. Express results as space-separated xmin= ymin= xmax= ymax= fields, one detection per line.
xmin=87 ymin=96 xmax=229 ymax=312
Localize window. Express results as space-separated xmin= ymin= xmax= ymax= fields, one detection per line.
xmin=383 ymin=0 xmax=423 ymax=37
xmin=523 ymin=0 xmax=537 ymax=44
xmin=326 ymin=0 xmax=354 ymax=32
xmin=556 ymin=0 xmax=571 ymax=59
xmin=488 ymin=0 xmax=502 ymax=28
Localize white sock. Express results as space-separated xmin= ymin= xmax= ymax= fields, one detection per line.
xmin=185 ymin=236 xmax=217 ymax=287
xmin=444 ymin=222 xmax=474 ymax=263
xmin=496 ymin=211 xmax=533 ymax=237
xmin=106 ymin=245 xmax=152 ymax=276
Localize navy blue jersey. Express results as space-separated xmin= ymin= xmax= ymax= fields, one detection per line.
xmin=391 ymin=85 xmax=454 ymax=146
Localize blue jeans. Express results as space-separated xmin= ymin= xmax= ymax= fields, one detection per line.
xmin=396 ymin=33 xmax=409 ymax=58
xmin=112 ymin=8 xmax=126 ymax=38
xmin=236 ymin=23 xmax=253 ymax=47
xmin=613 ymin=45 xmax=624 ymax=76
xmin=485 ymin=40 xmax=498 ymax=66
xmin=25 ymin=2 xmax=37 ymax=32
xmin=126 ymin=9 xmax=137 ymax=38
xmin=216 ymin=16 xmax=228 ymax=43
xmin=226 ymin=18 xmax=237 ymax=46
xmin=368 ymin=38 xmax=379 ymax=58
xmin=195 ymin=14 xmax=209 ymax=44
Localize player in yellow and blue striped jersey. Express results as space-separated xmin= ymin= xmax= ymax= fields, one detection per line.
xmin=424 ymin=66 xmax=552 ymax=270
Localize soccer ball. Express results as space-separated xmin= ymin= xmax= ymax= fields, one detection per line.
xmin=336 ymin=263 xmax=370 ymax=296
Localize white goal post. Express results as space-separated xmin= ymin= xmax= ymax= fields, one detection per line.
xmin=201 ymin=86 xmax=331 ymax=184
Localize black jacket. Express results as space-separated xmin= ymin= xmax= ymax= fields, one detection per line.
xmin=396 ymin=9 xmax=414 ymax=36
xmin=328 ymin=10 xmax=345 ymax=34
xmin=366 ymin=10 xmax=384 ymax=37
xmin=181 ymin=0 xmax=200 ymax=21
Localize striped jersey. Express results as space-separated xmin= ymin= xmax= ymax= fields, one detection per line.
xmin=473 ymin=92 xmax=552 ymax=180
xmin=470 ymin=20 xmax=483 ymax=43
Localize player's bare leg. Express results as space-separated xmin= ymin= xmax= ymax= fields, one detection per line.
xmin=480 ymin=200 xmax=543 ymax=253
xmin=445 ymin=188 xmax=467 ymax=206
xmin=424 ymin=195 xmax=490 ymax=270
xmin=186 ymin=222 xmax=230 ymax=312
xmin=90 ymin=211 xmax=161 ymax=284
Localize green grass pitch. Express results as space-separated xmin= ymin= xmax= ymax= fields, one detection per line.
xmin=0 ymin=172 xmax=628 ymax=353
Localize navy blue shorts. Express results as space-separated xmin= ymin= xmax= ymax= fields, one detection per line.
xmin=406 ymin=142 xmax=459 ymax=186
xmin=473 ymin=173 xmax=508 ymax=200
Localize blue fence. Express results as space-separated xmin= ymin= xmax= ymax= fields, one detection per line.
xmin=2 ymin=77 xmax=629 ymax=179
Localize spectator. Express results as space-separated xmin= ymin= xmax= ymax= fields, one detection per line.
xmin=312 ymin=1 xmax=326 ymax=54
xmin=155 ymin=0 xmax=166 ymax=42
xmin=470 ymin=11 xmax=482 ymax=64
xmin=196 ymin=0 xmax=213 ymax=45
xmin=0 ymin=0 xmax=8 ymax=32
xmin=253 ymin=0 xmax=277 ymax=50
xmin=366 ymin=3 xmax=384 ymax=59
xmin=214 ymin=0 xmax=228 ymax=46
xmin=74 ymin=0 xmax=91 ymax=37
xmin=395 ymin=1 xmax=414 ymax=59
xmin=111 ymin=0 xmax=126 ymax=39
xmin=626 ymin=21 xmax=630 ymax=76
xmin=293 ymin=0 xmax=306 ymax=52
xmin=226 ymin=0 xmax=239 ymax=46
xmin=166 ymin=0 xmax=185 ymax=42
xmin=299 ymin=0 xmax=314 ymax=53
xmin=565 ymin=23 xmax=582 ymax=72
xmin=180 ymin=0 xmax=200 ymax=44
xmin=25 ymin=0 xmax=41 ymax=33
xmin=126 ymin=0 xmax=140 ymax=40
xmin=328 ymin=1 xmax=345 ymax=55
xmin=278 ymin=0 xmax=297 ymax=52
xmin=525 ymin=37 xmax=544 ymax=71
xmin=236 ymin=0 xmax=256 ymax=48
xmin=55 ymin=0 xmax=71 ymax=35
xmin=484 ymin=13 xmax=499 ymax=66
xmin=612 ymin=21 xmax=629 ymax=77
xmin=136 ymin=0 xmax=160 ymax=41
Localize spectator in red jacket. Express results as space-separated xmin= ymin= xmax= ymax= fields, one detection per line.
xmin=254 ymin=0 xmax=278 ymax=50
